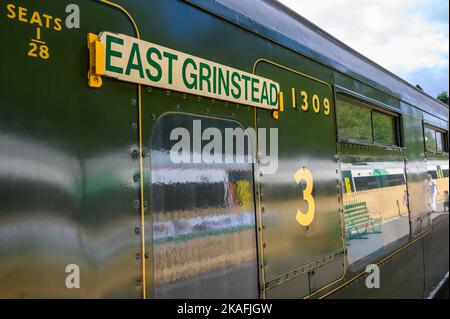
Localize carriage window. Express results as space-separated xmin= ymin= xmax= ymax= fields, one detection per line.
xmin=436 ymin=131 xmax=444 ymax=152
xmin=353 ymin=176 xmax=378 ymax=191
xmin=424 ymin=126 xmax=447 ymax=152
xmin=336 ymin=95 xmax=399 ymax=146
xmin=387 ymin=174 xmax=406 ymax=187
xmin=336 ymin=96 xmax=372 ymax=142
xmin=425 ymin=127 xmax=437 ymax=151
xmin=373 ymin=111 xmax=396 ymax=145
xmin=443 ymin=169 xmax=449 ymax=178
xmin=427 ymin=170 xmax=438 ymax=179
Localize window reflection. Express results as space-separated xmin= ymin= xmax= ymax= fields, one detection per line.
xmin=427 ymin=161 xmax=449 ymax=219
xmin=436 ymin=131 xmax=444 ymax=152
xmin=336 ymin=97 xmax=372 ymax=142
xmin=425 ymin=127 xmax=437 ymax=152
xmin=341 ymin=161 xmax=410 ymax=267
xmin=424 ymin=126 xmax=448 ymax=153
xmin=150 ymin=113 xmax=258 ymax=299
xmin=373 ymin=112 xmax=396 ymax=145
xmin=336 ymin=95 xmax=398 ymax=146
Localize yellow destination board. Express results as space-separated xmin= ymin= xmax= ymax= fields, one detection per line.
xmin=96 ymin=32 xmax=280 ymax=110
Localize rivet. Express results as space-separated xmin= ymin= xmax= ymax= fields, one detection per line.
xmin=145 ymin=252 xmax=150 ymax=259
xmin=131 ymin=123 xmax=138 ymax=130
xmin=136 ymin=279 xmax=141 ymax=287
xmin=261 ymin=206 xmax=265 ymax=213
xmin=166 ymin=90 xmax=171 ymax=96
xmin=151 ymin=114 xmax=156 ymax=120
xmin=263 ymin=243 xmax=267 ymax=248
xmin=134 ymin=227 xmax=140 ymax=236
xmin=135 ymin=253 xmax=140 ymax=260
xmin=133 ymin=200 xmax=139 ymax=208
xmin=147 ymin=87 xmax=152 ymax=93
xmin=133 ymin=174 xmax=139 ymax=183
xmin=131 ymin=98 xmax=137 ymax=106
xmin=206 ymin=107 xmax=210 ymax=114
xmin=176 ymin=104 xmax=181 ymax=110
xmin=182 ymin=94 xmax=187 ymax=99
xmin=131 ymin=149 xmax=139 ymax=159
xmin=211 ymin=99 xmax=215 ymax=104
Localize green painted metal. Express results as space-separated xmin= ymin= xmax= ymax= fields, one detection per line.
xmin=253 ymin=59 xmax=344 ymax=297
xmin=0 ymin=0 xmax=447 ymax=298
xmin=0 ymin=0 xmax=141 ymax=298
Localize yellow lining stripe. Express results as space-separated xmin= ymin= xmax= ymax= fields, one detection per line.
xmin=291 ymin=88 xmax=296 ymax=109
xmin=99 ymin=0 xmax=141 ymax=39
xmin=279 ymin=92 xmax=284 ymax=111
xmin=316 ymin=218 xmax=448 ymax=299
xmin=253 ymin=58 xmax=334 ymax=95
xmin=99 ymin=0 xmax=146 ymax=299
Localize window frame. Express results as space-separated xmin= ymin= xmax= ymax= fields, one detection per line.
xmin=423 ymin=124 xmax=449 ymax=154
xmin=335 ymin=93 xmax=401 ymax=148
xmin=372 ymin=110 xmax=399 ymax=146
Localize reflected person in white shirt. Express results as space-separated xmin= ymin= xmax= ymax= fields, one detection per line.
xmin=426 ymin=174 xmax=441 ymax=213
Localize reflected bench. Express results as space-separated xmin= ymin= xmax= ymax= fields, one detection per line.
xmin=344 ymin=202 xmax=382 ymax=239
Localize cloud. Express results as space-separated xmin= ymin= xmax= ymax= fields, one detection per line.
xmin=278 ymin=0 xmax=449 ymax=97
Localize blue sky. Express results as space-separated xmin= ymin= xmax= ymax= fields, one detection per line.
xmin=278 ymin=0 xmax=449 ymax=98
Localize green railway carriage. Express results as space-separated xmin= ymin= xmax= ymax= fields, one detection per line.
xmin=0 ymin=0 xmax=448 ymax=299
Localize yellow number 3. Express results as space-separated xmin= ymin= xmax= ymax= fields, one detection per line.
xmin=294 ymin=167 xmax=315 ymax=227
